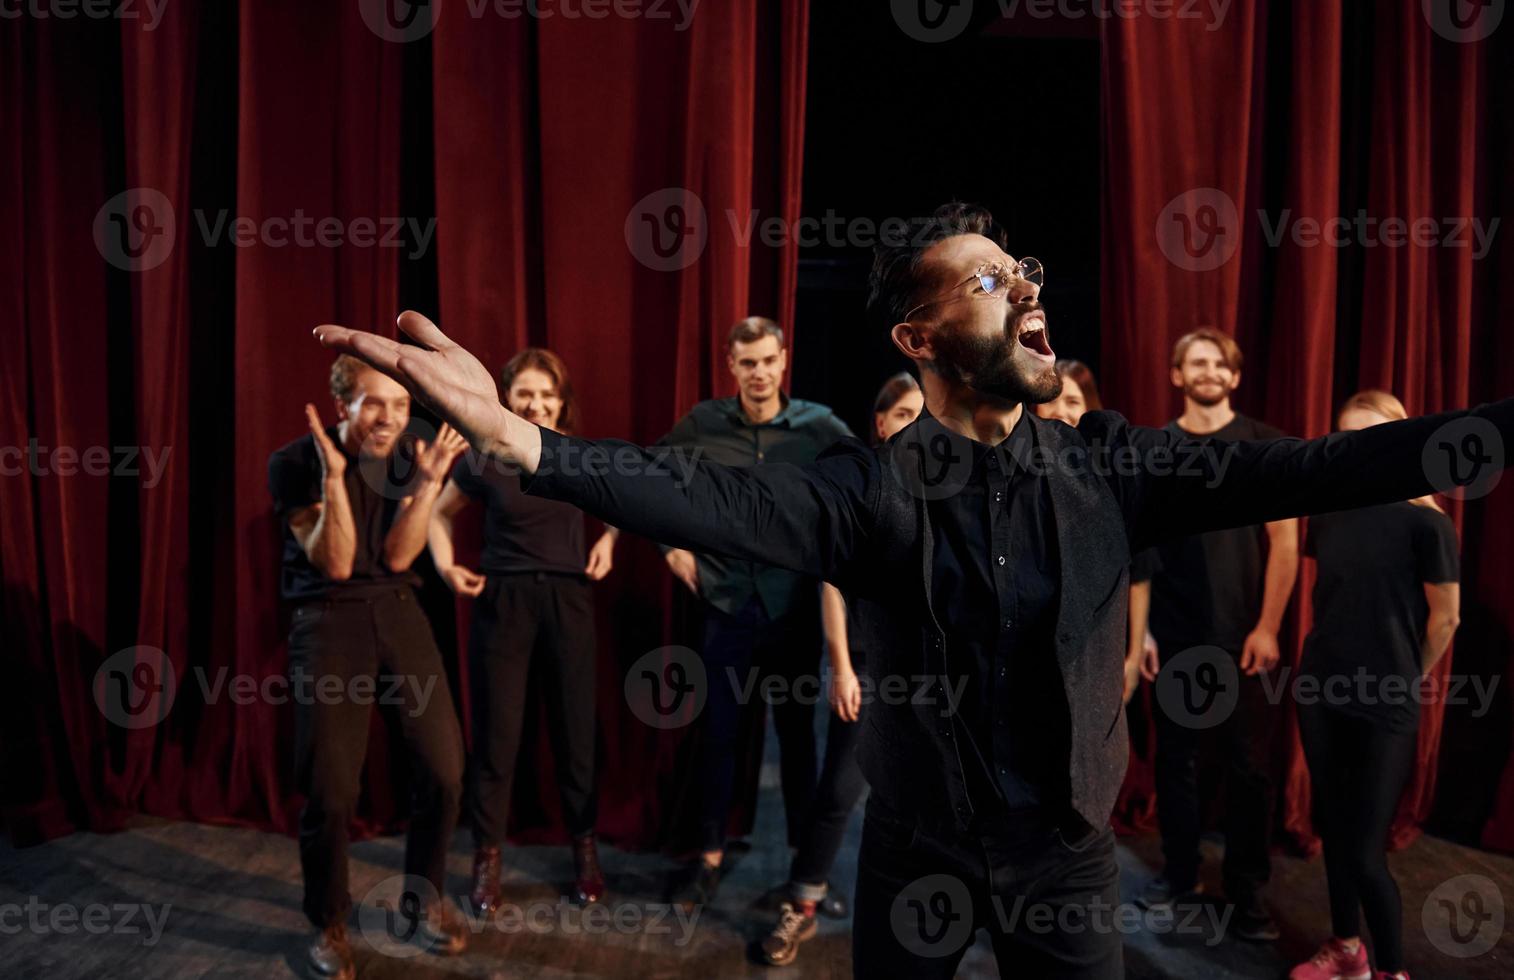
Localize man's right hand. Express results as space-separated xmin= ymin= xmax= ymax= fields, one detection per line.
xmin=314 ymin=312 xmax=536 ymax=470
xmin=440 ymin=564 xmax=486 ymax=597
xmin=665 ymin=548 xmax=700 ymax=595
xmin=306 ymin=404 xmax=347 ymax=481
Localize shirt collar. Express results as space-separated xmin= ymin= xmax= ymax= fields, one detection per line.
xmin=726 ymin=390 xmax=794 ymax=428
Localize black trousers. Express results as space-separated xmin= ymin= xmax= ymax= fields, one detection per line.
xmin=789 ymin=701 xmax=866 ymax=895
xmin=288 ymin=588 xmax=465 ymax=929
xmin=852 ymin=796 xmax=1123 ymax=979
xmin=698 ymin=594 xmax=821 ymax=853
xmin=1152 ymin=649 xmax=1275 ymax=899
xmin=1297 ymin=700 xmax=1417 ymax=973
xmin=468 ymin=572 xmax=598 ymax=845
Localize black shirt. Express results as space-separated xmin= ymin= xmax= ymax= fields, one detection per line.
xmin=450 ymin=449 xmax=586 ymax=576
xmin=1149 ymin=414 xmax=1285 ymax=654
xmin=657 ymin=394 xmax=853 ymax=619
xmin=1300 ymin=502 xmax=1459 ymax=732
xmin=929 ymin=411 xmax=1064 ymax=813
xmin=267 ymin=426 xmax=422 ymax=601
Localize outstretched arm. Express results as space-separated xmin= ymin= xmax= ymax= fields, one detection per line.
xmin=315 ymin=312 xmax=875 ymax=582
xmin=1083 ymin=402 xmax=1514 ymax=548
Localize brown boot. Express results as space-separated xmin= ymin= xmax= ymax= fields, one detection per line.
xmin=471 ymin=845 xmax=502 ymax=915
xmin=307 ymin=922 xmax=355 ymax=979
xmin=571 ymin=833 xmax=606 ymax=905
xmin=419 ymin=898 xmax=468 ymax=956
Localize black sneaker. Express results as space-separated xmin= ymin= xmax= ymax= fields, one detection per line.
xmin=670 ymin=858 xmax=721 ymax=912
xmin=1135 ymin=875 xmax=1205 ymax=911
xmin=1231 ymin=894 xmax=1280 ymax=942
xmin=758 ymin=901 xmax=819 ymax=966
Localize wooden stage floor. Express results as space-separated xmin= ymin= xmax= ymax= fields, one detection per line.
xmin=5 ymin=760 xmax=1513 ymax=978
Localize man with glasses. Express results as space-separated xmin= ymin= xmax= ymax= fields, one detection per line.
xmin=313 ymin=202 xmax=1513 ymax=978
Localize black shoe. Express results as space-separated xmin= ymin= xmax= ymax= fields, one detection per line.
xmin=670 ymin=858 xmax=721 ymax=912
xmin=817 ymin=881 xmax=849 ymax=919
xmin=307 ymin=923 xmax=355 ymax=980
xmin=1231 ymin=894 xmax=1279 ymax=942
xmin=1135 ymin=875 xmax=1205 ymax=911
xmin=758 ymin=901 xmax=819 ymax=966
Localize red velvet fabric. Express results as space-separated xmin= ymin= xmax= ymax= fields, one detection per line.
xmin=1101 ymin=1 xmax=1514 ymax=855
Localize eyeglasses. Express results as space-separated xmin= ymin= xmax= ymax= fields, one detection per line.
xmin=904 ymin=257 xmax=1044 ymax=322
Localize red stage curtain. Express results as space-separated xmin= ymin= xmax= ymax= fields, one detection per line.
xmin=1102 ymin=0 xmax=1514 ymax=854
xmin=2 ymin=0 xmax=808 ymax=849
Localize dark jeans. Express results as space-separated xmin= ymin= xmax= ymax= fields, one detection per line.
xmin=1152 ymin=648 xmax=1275 ymax=899
xmin=852 ymin=796 xmax=1123 ymax=979
xmin=789 ymin=700 xmax=866 ymax=896
xmin=288 ymin=587 xmax=465 ymax=929
xmin=699 ymin=594 xmax=820 ymax=853
xmin=469 ymin=572 xmax=598 ymax=845
xmin=1297 ymin=701 xmax=1417 ymax=973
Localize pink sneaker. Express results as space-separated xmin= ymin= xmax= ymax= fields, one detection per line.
xmin=1289 ymin=938 xmax=1370 ymax=980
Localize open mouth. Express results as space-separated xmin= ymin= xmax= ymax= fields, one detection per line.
xmin=1016 ymin=314 xmax=1055 ymax=362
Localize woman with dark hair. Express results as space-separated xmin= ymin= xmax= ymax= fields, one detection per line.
xmin=1290 ymin=391 xmax=1460 ymax=980
xmin=758 ymin=371 xmax=922 ymax=967
xmin=1036 ymin=358 xmax=1103 ymax=426
xmin=428 ymin=347 xmax=619 ymax=911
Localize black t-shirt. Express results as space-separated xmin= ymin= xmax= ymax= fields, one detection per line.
xmin=1148 ymin=414 xmax=1285 ymax=655
xmin=1300 ymin=501 xmax=1459 ymax=731
xmin=267 ymin=427 xmax=422 ymax=601
xmin=449 ymin=449 xmax=586 ymax=576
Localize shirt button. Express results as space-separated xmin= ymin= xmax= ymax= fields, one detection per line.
xmin=998 ymin=666 xmax=1007 ymax=678
xmin=997 ymin=555 xmax=1006 ymax=566
xmin=995 ymin=491 xmax=1003 ymax=503
xmin=1003 ymin=618 xmax=1014 ymax=629
xmin=998 ymin=766 xmax=1008 ymax=776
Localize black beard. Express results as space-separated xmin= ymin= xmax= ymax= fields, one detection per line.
xmin=932 ymin=305 xmax=1061 ymax=405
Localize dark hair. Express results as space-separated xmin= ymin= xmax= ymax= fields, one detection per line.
xmin=726 ymin=316 xmax=785 ymax=353
xmin=1054 ymin=360 xmax=1103 ymax=412
xmin=329 ymin=354 xmax=367 ymax=403
xmin=867 ymin=202 xmax=1007 ymax=332
xmin=500 ymin=347 xmax=578 ymax=435
xmin=870 ymin=371 xmax=921 ymax=445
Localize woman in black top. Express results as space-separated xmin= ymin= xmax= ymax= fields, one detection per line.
xmin=428 ymin=347 xmax=619 ymax=912
xmin=1289 ymin=391 xmax=1460 ymax=980
xmin=758 ymin=372 xmax=923 ymax=967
